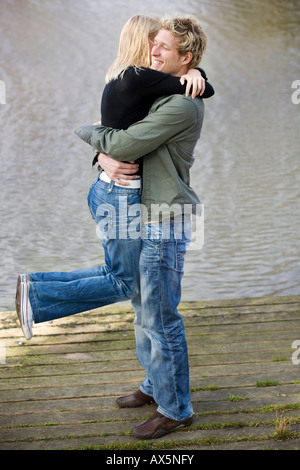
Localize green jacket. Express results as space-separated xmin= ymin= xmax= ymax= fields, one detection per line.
xmin=75 ymin=94 xmax=204 ymax=221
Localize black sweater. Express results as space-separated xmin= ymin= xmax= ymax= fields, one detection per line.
xmin=94 ymin=67 xmax=214 ymax=170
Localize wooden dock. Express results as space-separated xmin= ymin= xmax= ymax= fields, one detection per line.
xmin=0 ymin=296 xmax=300 ymax=451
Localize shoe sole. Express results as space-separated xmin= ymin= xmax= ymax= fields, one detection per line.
xmin=15 ymin=275 xmax=21 ymax=325
xmin=116 ymin=397 xmax=154 ymax=408
xmin=132 ymin=416 xmax=193 ymax=440
xmin=16 ymin=275 xmax=32 ymax=340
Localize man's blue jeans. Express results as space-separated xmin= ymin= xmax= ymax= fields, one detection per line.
xmin=29 ymin=177 xmax=141 ymax=323
xmin=132 ymin=216 xmax=193 ymax=422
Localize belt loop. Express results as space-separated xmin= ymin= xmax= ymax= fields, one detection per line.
xmin=107 ymin=180 xmax=115 ymax=193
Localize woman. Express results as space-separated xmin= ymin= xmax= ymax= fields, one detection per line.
xmin=16 ymin=15 xmax=214 ymax=340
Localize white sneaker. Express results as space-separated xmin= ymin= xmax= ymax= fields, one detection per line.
xmin=15 ymin=274 xmax=33 ymax=340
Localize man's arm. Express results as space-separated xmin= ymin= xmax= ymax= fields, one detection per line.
xmin=97 ymin=153 xmax=140 ymax=185
xmin=75 ymin=96 xmax=200 ymax=162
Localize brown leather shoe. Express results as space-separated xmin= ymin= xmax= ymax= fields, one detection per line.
xmin=132 ymin=411 xmax=193 ymax=439
xmin=116 ymin=390 xmax=155 ymax=408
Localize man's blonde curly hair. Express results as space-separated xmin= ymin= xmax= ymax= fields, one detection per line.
xmin=160 ymin=15 xmax=207 ymax=69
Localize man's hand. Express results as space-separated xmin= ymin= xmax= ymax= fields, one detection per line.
xmin=97 ymin=153 xmax=139 ymax=186
xmin=180 ymin=69 xmax=205 ymax=99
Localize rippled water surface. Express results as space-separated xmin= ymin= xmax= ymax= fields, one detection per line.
xmin=0 ymin=0 xmax=300 ymax=310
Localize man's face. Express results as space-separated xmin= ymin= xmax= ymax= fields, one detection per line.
xmin=151 ymin=29 xmax=190 ymax=77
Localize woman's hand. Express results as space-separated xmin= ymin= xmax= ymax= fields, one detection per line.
xmin=180 ymin=69 xmax=206 ymax=99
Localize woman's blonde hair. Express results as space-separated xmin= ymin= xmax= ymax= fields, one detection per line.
xmin=105 ymin=15 xmax=161 ymax=83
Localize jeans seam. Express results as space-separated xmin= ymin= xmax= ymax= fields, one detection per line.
xmin=157 ymin=404 xmax=194 ymax=421
xmin=28 ymin=278 xmax=41 ymax=323
xmin=158 ymin=255 xmax=182 ymax=419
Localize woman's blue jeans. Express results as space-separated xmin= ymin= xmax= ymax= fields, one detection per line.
xmin=132 ymin=216 xmax=193 ymax=421
xmin=28 ymin=175 xmax=192 ymax=421
xmin=29 ymin=177 xmax=141 ymax=322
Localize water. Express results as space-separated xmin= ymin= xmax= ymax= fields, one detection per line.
xmin=0 ymin=0 xmax=300 ymax=310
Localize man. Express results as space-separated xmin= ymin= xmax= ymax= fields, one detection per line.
xmin=75 ymin=15 xmax=211 ymax=439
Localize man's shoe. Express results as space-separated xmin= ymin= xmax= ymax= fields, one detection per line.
xmin=15 ymin=274 xmax=33 ymax=340
xmin=116 ymin=390 xmax=154 ymax=408
xmin=132 ymin=411 xmax=193 ymax=439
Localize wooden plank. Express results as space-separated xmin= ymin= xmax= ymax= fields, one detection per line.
xmin=0 ymin=358 xmax=298 ymax=394
xmin=0 ymin=296 xmax=300 ymax=451
xmin=0 ymin=350 xmax=295 ymax=383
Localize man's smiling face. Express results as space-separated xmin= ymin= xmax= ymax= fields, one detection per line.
xmin=151 ymin=29 xmax=191 ymax=77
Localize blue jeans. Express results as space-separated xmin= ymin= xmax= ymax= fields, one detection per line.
xmin=29 ymin=177 xmax=141 ymax=323
xmin=132 ymin=216 xmax=193 ymax=421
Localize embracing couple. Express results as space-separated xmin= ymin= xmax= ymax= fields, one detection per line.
xmin=15 ymin=14 xmax=214 ymax=439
